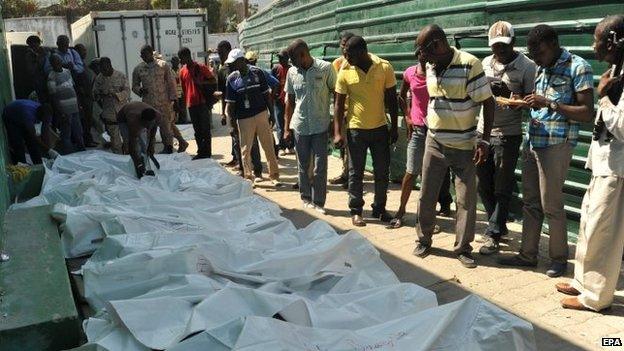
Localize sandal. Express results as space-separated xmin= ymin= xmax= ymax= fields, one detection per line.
xmin=386 ymin=217 xmax=403 ymax=229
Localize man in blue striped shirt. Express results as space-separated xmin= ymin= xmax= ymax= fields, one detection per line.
xmin=499 ymin=25 xmax=594 ymax=278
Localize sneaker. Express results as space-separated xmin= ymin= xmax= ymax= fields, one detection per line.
xmin=287 ymin=148 xmax=296 ymax=155
xmin=329 ymin=175 xmax=348 ymax=185
xmin=254 ymin=176 xmax=264 ymax=184
xmin=302 ymin=201 xmax=313 ymax=209
xmin=271 ymin=179 xmax=283 ymax=187
xmin=413 ymin=243 xmax=431 ymax=258
xmin=546 ymin=262 xmax=567 ymax=278
xmin=497 ymin=255 xmax=537 ymax=267
xmin=279 ymin=149 xmax=287 ymax=157
xmin=457 ymin=253 xmax=477 ymax=268
xmin=313 ymin=205 xmax=326 ymax=215
xmin=479 ymin=236 xmax=500 ymax=255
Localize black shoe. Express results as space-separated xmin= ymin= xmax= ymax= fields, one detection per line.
xmin=497 ymin=255 xmax=537 ymax=267
xmin=413 ymin=243 xmax=431 ymax=258
xmin=192 ymin=154 xmax=209 ymax=160
xmin=329 ymin=175 xmax=348 ymax=185
xmin=292 ymin=182 xmax=299 ymax=189
xmin=224 ymin=159 xmax=238 ymax=167
xmin=437 ymin=206 xmax=452 ymax=217
xmin=479 ymin=236 xmax=500 ymax=255
xmin=372 ymin=208 xmax=393 ymax=223
xmin=546 ymin=262 xmax=567 ymax=278
xmin=160 ymin=145 xmax=174 ymax=154
xmin=457 ymin=253 xmax=477 ymax=268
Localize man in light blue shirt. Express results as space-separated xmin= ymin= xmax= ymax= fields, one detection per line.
xmin=284 ymin=39 xmax=336 ymax=213
xmin=44 ymin=35 xmax=85 ymax=75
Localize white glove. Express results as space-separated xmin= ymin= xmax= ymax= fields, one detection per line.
xmin=47 ymin=149 xmax=60 ymax=159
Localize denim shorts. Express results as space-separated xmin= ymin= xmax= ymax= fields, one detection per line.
xmin=406 ymin=125 xmax=427 ymax=176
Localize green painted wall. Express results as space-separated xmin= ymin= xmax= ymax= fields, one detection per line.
xmin=0 ymin=12 xmax=14 ymax=225
xmin=239 ymin=0 xmax=622 ymax=239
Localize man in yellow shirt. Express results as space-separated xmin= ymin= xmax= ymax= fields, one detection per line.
xmin=333 ymin=36 xmax=399 ymax=227
xmin=330 ymin=31 xmax=354 ymax=188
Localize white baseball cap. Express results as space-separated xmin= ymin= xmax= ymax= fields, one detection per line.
xmin=488 ymin=21 xmax=515 ymax=46
xmin=225 ymin=48 xmax=245 ymax=64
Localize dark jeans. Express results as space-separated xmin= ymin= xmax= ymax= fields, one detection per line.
xmin=177 ymin=98 xmax=189 ymax=124
xmin=476 ymin=135 xmax=522 ymax=239
xmin=347 ymin=125 xmax=390 ymax=216
xmin=274 ymin=101 xmax=293 ymax=150
xmin=232 ymin=129 xmax=262 ymax=177
xmin=5 ymin=120 xmax=43 ymax=164
xmin=189 ymin=104 xmax=212 ymax=157
xmin=294 ymin=131 xmax=328 ymax=207
xmin=60 ymin=112 xmax=85 ymax=155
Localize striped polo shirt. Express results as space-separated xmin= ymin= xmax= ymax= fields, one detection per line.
xmin=426 ymin=48 xmax=493 ymax=150
xmin=528 ymin=49 xmax=593 ymax=148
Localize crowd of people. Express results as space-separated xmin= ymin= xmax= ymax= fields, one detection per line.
xmin=2 ymin=15 xmax=623 ymax=314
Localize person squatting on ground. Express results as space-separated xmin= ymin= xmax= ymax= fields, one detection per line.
xmin=2 ymin=100 xmax=58 ymax=164
xmin=118 ymin=101 xmax=161 ymax=179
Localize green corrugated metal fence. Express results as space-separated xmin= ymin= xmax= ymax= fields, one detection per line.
xmin=239 ymin=0 xmax=623 ymax=239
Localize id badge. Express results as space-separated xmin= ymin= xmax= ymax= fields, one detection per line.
xmin=244 ymin=98 xmax=250 ymax=109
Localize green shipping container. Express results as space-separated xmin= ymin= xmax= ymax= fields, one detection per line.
xmin=239 ymin=0 xmax=623 ymax=240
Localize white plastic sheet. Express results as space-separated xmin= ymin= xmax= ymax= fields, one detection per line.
xmin=38 ymin=151 xmax=535 ymax=351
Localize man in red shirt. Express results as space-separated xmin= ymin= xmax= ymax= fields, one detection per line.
xmin=178 ymin=47 xmax=217 ymax=159
xmin=271 ymin=50 xmax=294 ymax=155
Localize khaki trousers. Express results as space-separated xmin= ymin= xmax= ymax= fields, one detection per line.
xmin=104 ymin=123 xmax=123 ymax=154
xmin=519 ymin=142 xmax=572 ymax=264
xmin=417 ymin=135 xmax=477 ymax=254
xmin=237 ymin=111 xmax=279 ymax=180
xmin=572 ymin=176 xmax=624 ymax=311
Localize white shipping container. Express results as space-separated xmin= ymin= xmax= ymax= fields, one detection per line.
xmin=71 ymin=9 xmax=210 ymax=99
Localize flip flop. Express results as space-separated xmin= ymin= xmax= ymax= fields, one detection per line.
xmin=386 ymin=218 xmax=403 ymax=229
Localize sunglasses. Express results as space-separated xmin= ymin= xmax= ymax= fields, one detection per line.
xmin=415 ymin=39 xmax=439 ymax=56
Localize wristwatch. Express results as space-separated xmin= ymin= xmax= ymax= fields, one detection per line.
xmin=549 ymin=101 xmax=559 ymax=112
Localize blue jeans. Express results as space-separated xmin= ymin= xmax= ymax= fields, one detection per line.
xmin=274 ymin=101 xmax=293 ymax=150
xmin=294 ymin=131 xmax=328 ymax=207
xmin=405 ymin=126 xmax=427 ymax=176
xmin=60 ymin=112 xmax=84 ymax=154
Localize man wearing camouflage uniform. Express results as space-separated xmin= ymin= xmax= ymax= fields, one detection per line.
xmin=93 ymin=57 xmax=130 ymax=154
xmin=132 ymin=45 xmax=188 ymax=153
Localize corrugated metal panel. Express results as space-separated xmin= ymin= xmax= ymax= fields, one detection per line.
xmin=239 ymin=0 xmax=622 ymax=239
xmin=0 ymin=13 xmax=16 ymax=225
